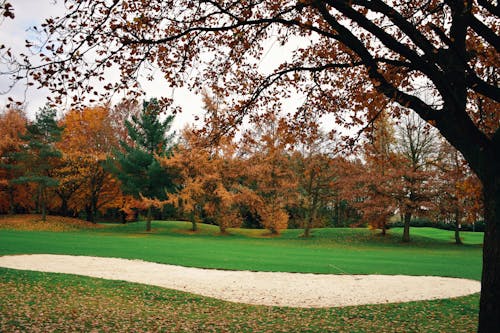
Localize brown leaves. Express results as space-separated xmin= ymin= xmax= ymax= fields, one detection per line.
xmin=0 ymin=1 xmax=14 ymax=19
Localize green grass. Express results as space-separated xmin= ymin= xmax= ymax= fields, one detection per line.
xmin=0 ymin=221 xmax=483 ymax=279
xmin=0 ymin=219 xmax=483 ymax=332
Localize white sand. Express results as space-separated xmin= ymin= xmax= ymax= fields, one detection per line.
xmin=0 ymin=254 xmax=480 ymax=308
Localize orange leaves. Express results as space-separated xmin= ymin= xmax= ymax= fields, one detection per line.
xmin=0 ymin=108 xmax=31 ymax=213
xmin=0 ymin=214 xmax=100 ymax=231
xmin=60 ymin=106 xmax=117 ymax=158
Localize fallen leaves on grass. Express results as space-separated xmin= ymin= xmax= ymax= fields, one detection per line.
xmin=0 ymin=214 xmax=101 ymax=232
xmin=0 ymin=268 xmax=479 ymax=333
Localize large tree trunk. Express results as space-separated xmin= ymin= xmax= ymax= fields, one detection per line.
xmin=478 ymin=172 xmax=500 ymax=332
xmin=402 ymin=211 xmax=411 ymax=242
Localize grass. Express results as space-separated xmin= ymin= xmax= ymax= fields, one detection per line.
xmin=0 ymin=216 xmax=483 ymax=332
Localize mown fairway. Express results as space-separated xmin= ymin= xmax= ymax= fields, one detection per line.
xmin=0 ymin=219 xmax=483 ymax=332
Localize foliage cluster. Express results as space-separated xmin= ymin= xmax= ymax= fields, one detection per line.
xmin=0 ymin=97 xmax=483 ymax=241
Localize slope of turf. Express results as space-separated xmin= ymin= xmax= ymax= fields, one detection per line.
xmin=0 ymin=220 xmax=482 ymax=280
xmin=0 ymin=218 xmax=482 ymax=332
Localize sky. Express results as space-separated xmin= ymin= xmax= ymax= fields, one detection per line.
xmin=0 ymin=0 xmax=205 ymax=129
xmin=0 ymin=1 xmax=331 ymax=134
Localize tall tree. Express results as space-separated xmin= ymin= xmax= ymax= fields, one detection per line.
xmin=241 ymin=113 xmax=297 ymax=235
xmin=107 ymin=98 xmax=176 ymax=231
xmin=13 ymin=106 xmax=62 ymax=221
xmin=3 ymin=1 xmax=499 ymax=330
xmin=0 ymin=108 xmax=32 ymax=214
xmin=164 ymin=92 xmax=246 ymax=233
xmin=394 ymin=113 xmax=439 ymax=242
xmin=58 ymin=106 xmax=122 ymax=222
xmin=433 ymin=140 xmax=483 ymax=244
xmin=293 ymin=131 xmax=339 ymax=237
xmin=350 ymin=111 xmax=400 ymax=236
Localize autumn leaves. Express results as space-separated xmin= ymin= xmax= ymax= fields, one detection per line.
xmin=0 ymin=97 xmax=482 ymax=238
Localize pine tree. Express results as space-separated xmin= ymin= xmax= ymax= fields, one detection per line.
xmin=107 ymin=98 xmax=176 ymax=231
xmin=12 ymin=105 xmax=63 ymax=221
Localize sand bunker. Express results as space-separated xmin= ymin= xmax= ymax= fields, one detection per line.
xmin=0 ymin=254 xmax=480 ymax=308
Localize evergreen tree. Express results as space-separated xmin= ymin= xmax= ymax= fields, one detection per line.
xmin=107 ymin=98 xmax=176 ymax=231
xmin=12 ymin=105 xmax=63 ymax=221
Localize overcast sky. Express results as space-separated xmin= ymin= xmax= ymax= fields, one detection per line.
xmin=0 ymin=0 xmax=208 ymax=129
xmin=0 ymin=1 xmax=325 ymax=134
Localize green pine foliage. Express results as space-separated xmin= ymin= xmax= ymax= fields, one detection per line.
xmin=11 ymin=105 xmax=63 ymax=221
xmin=106 ymin=98 xmax=177 ymax=230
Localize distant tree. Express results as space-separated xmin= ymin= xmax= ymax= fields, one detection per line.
xmin=0 ymin=108 xmax=32 ymax=214
xmin=164 ymin=92 xmax=245 ymax=233
xmin=57 ymin=106 xmax=122 ymax=221
xmin=107 ymin=98 xmax=176 ymax=231
xmin=13 ymin=106 xmax=62 ymax=221
xmin=241 ymin=113 xmax=297 ymax=235
xmin=394 ymin=113 xmax=439 ymax=242
xmin=433 ymin=141 xmax=483 ymax=244
xmin=352 ymin=111 xmax=399 ymax=236
xmin=293 ymin=131 xmax=339 ymax=237
xmin=164 ymin=128 xmax=212 ymax=232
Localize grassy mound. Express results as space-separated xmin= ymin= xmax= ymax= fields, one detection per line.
xmin=0 ymin=214 xmax=101 ymax=232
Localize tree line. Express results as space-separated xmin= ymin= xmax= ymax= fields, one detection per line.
xmin=0 ymin=94 xmax=482 ymax=242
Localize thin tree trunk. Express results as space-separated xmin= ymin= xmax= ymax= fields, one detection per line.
xmin=190 ymin=211 xmax=197 ymax=232
xmin=304 ymin=213 xmax=312 ymax=238
xmin=7 ymin=186 xmax=14 ymax=215
xmin=335 ymin=198 xmax=340 ymax=227
xmin=381 ymin=222 xmax=387 ymax=236
xmin=40 ymin=185 xmax=47 ymax=222
xmin=60 ymin=198 xmax=68 ymax=217
xmin=85 ymin=205 xmax=94 ymax=223
xmin=146 ymin=206 xmax=152 ymax=232
xmin=454 ymin=209 xmax=462 ymax=245
xmin=402 ymin=211 xmax=411 ymax=242
xmin=478 ymin=172 xmax=500 ymax=332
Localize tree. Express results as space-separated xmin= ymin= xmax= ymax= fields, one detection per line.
xmin=107 ymin=98 xmax=176 ymax=231
xmin=13 ymin=106 xmax=62 ymax=221
xmin=58 ymin=106 xmax=122 ymax=221
xmin=293 ymin=132 xmax=339 ymax=237
xmin=350 ymin=111 xmax=399 ymax=236
xmin=164 ymin=92 xmax=247 ymax=233
xmin=0 ymin=108 xmax=32 ymax=214
xmin=433 ymin=140 xmax=483 ymax=244
xmin=3 ymin=1 xmax=499 ymax=330
xmin=241 ymin=113 xmax=297 ymax=235
xmin=394 ymin=113 xmax=439 ymax=242
xmin=163 ymin=128 xmax=213 ymax=232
